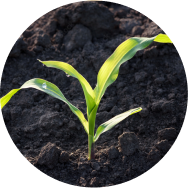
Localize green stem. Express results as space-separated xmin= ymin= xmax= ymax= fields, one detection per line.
xmin=91 ymin=141 xmax=95 ymax=160
xmin=88 ymin=135 xmax=95 ymax=160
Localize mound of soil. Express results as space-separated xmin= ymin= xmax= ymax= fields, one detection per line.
xmin=0 ymin=1 xmax=187 ymax=187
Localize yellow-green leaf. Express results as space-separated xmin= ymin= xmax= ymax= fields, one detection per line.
xmin=154 ymin=34 xmax=188 ymax=43
xmin=0 ymin=78 xmax=89 ymax=134
xmin=94 ymin=107 xmax=142 ymax=142
xmin=94 ymin=34 xmax=172 ymax=105
xmin=38 ymin=60 xmax=96 ymax=117
xmin=94 ymin=37 xmax=155 ymax=104
xmin=0 ymin=89 xmax=20 ymax=109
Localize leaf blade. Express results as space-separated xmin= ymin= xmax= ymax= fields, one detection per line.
xmin=38 ymin=60 xmax=96 ymax=116
xmin=1 ymin=78 xmax=89 ymax=134
xmin=94 ymin=34 xmax=172 ymax=104
xmin=94 ymin=107 xmax=142 ymax=142
xmin=154 ymin=34 xmax=188 ymax=43
xmin=0 ymin=89 xmax=20 ymax=109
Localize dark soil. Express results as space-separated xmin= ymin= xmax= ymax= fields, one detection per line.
xmin=0 ymin=1 xmax=187 ymax=187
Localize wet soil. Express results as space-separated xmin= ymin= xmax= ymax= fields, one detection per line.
xmin=0 ymin=1 xmax=187 ymax=187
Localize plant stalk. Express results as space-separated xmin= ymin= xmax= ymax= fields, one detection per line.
xmin=91 ymin=142 xmax=95 ymax=160
xmin=88 ymin=134 xmax=95 ymax=160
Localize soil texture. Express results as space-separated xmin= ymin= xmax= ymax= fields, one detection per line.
xmin=0 ymin=1 xmax=187 ymax=187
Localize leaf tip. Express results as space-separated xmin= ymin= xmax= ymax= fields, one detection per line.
xmin=37 ymin=59 xmax=42 ymax=63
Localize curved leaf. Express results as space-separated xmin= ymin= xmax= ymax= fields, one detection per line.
xmin=94 ymin=34 xmax=188 ymax=105
xmin=94 ymin=34 xmax=172 ymax=104
xmin=38 ymin=60 xmax=96 ymax=117
xmin=0 ymin=78 xmax=89 ymax=134
xmin=94 ymin=107 xmax=142 ymax=142
xmin=154 ymin=34 xmax=188 ymax=43
xmin=0 ymin=89 xmax=20 ymax=109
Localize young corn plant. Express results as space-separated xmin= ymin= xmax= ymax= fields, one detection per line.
xmin=1 ymin=34 xmax=172 ymax=160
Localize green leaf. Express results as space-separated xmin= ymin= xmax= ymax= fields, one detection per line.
xmin=0 ymin=89 xmax=20 ymax=109
xmin=94 ymin=34 xmax=188 ymax=105
xmin=94 ymin=34 xmax=172 ymax=105
xmin=38 ymin=60 xmax=96 ymax=117
xmin=0 ymin=78 xmax=89 ymax=134
xmin=94 ymin=107 xmax=142 ymax=142
xmin=154 ymin=34 xmax=188 ymax=43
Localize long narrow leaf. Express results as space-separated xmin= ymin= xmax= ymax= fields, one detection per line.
xmin=94 ymin=37 xmax=155 ymax=104
xmin=0 ymin=89 xmax=20 ymax=109
xmin=38 ymin=60 xmax=96 ymax=117
xmin=0 ymin=78 xmax=89 ymax=134
xmin=94 ymin=107 xmax=142 ymax=142
xmin=154 ymin=34 xmax=188 ymax=43
xmin=94 ymin=34 xmax=188 ymax=104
